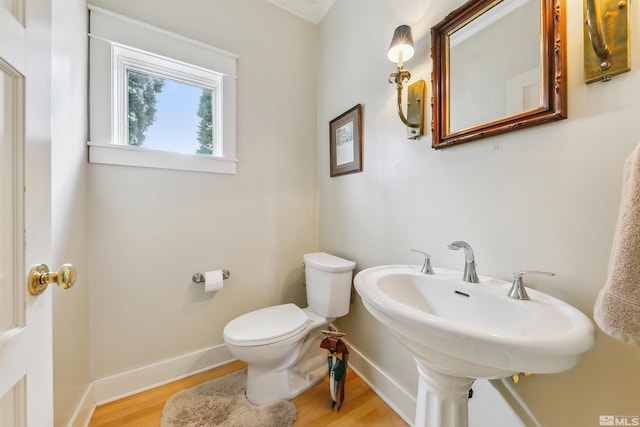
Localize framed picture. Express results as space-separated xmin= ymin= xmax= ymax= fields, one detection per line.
xmin=330 ymin=104 xmax=363 ymax=177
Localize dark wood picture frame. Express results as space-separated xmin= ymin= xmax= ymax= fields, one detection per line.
xmin=330 ymin=104 xmax=363 ymax=177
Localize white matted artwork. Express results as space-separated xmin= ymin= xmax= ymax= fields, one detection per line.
xmin=330 ymin=104 xmax=362 ymax=177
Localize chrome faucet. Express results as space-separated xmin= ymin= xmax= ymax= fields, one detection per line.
xmin=410 ymin=249 xmax=433 ymax=275
xmin=447 ymin=241 xmax=479 ymax=283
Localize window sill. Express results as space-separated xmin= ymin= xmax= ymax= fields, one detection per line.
xmin=88 ymin=143 xmax=237 ymax=174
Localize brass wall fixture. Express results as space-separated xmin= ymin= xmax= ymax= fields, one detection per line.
xmin=584 ymin=0 xmax=630 ymax=83
xmin=387 ymin=25 xmax=425 ymax=139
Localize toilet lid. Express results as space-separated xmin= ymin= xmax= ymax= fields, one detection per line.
xmin=224 ymin=303 xmax=310 ymax=347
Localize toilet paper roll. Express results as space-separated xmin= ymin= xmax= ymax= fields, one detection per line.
xmin=204 ymin=270 xmax=224 ymax=293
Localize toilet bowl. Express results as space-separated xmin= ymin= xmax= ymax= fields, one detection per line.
xmin=223 ymin=252 xmax=355 ymax=405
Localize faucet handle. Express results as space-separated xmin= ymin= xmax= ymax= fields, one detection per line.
xmin=513 ymin=271 xmax=555 ymax=279
xmin=410 ymin=249 xmax=434 ymax=275
xmin=508 ymin=271 xmax=555 ymax=300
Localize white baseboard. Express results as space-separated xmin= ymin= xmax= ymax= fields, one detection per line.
xmin=93 ymin=343 xmax=235 ymax=405
xmin=66 ymin=338 xmax=414 ymax=427
xmin=65 ymin=337 xmax=531 ymax=427
xmin=66 ymin=343 xmax=235 ymax=427
xmin=66 ymin=382 xmax=95 ymax=427
xmin=342 ymin=338 xmax=417 ymax=426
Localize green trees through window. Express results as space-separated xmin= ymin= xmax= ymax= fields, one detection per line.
xmin=127 ymin=71 xmax=164 ymax=147
xmin=196 ymin=90 xmax=213 ymax=155
xmin=127 ymin=70 xmax=214 ymax=155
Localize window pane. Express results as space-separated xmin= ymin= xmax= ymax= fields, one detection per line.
xmin=127 ymin=70 xmax=214 ymax=156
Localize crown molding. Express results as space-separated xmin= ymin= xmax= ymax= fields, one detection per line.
xmin=265 ymin=0 xmax=334 ymax=24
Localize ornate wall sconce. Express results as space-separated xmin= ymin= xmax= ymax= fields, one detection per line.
xmin=387 ymin=25 xmax=425 ymax=139
xmin=584 ymin=0 xmax=630 ymax=83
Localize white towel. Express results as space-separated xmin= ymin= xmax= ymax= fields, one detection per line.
xmin=594 ymin=142 xmax=640 ymax=346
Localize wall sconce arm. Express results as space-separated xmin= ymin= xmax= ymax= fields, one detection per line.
xmin=585 ymin=0 xmax=611 ymax=65
xmin=390 ymin=67 xmax=419 ymax=128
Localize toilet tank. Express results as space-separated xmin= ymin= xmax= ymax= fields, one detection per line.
xmin=303 ymin=252 xmax=356 ymax=318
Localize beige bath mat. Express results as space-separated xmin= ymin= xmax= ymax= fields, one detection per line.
xmin=160 ymin=369 xmax=297 ymax=427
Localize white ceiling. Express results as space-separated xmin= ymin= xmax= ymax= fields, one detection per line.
xmin=264 ymin=0 xmax=335 ymax=24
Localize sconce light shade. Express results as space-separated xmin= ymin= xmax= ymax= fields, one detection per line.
xmin=387 ymin=25 xmax=415 ymax=65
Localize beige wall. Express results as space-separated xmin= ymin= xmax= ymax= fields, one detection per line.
xmin=51 ymin=0 xmax=91 ymax=425
xmin=319 ymin=0 xmax=640 ymax=426
xmin=86 ymin=0 xmax=318 ymax=379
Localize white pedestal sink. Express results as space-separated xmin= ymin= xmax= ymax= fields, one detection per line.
xmin=354 ymin=265 xmax=595 ymax=427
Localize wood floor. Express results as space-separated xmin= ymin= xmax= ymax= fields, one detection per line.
xmin=89 ymin=360 xmax=408 ymax=426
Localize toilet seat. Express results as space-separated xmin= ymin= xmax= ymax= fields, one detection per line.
xmin=224 ymin=303 xmax=311 ymax=347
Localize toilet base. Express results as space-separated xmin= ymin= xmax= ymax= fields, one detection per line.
xmin=246 ymin=351 xmax=327 ymax=405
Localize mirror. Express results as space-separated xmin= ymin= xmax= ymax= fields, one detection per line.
xmin=431 ymin=0 xmax=567 ymax=149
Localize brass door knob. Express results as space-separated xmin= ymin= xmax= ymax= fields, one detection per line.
xmin=28 ymin=263 xmax=77 ymax=296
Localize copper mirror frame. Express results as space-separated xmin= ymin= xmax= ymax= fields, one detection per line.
xmin=431 ymin=0 xmax=567 ymax=149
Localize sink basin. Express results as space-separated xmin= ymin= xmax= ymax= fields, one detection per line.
xmin=354 ymin=265 xmax=596 ymax=427
xmin=354 ymin=265 xmax=595 ymax=378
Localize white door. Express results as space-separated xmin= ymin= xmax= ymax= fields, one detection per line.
xmin=0 ymin=0 xmax=56 ymax=425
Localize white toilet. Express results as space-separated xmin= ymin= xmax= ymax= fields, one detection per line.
xmin=223 ymin=252 xmax=355 ymax=405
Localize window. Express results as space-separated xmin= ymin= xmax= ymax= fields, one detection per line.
xmin=113 ymin=45 xmax=222 ymax=156
xmin=88 ymin=6 xmax=238 ymax=174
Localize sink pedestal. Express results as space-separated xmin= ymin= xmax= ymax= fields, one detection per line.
xmin=415 ymin=361 xmax=474 ymax=427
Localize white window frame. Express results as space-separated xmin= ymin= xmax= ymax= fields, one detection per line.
xmin=113 ymin=46 xmax=223 ymax=156
xmin=88 ymin=6 xmax=238 ymax=174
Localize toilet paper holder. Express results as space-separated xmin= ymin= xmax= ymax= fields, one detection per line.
xmin=192 ymin=270 xmax=230 ymax=283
